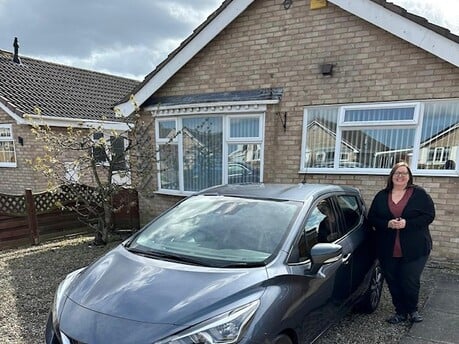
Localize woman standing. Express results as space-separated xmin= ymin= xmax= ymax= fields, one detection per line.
xmin=368 ymin=162 xmax=435 ymax=324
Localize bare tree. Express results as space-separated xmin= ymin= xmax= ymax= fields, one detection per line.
xmin=26 ymin=97 xmax=160 ymax=245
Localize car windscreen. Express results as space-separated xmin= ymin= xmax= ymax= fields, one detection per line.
xmin=128 ymin=195 xmax=301 ymax=266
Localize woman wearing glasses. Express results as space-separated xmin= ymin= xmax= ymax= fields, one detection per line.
xmin=368 ymin=161 xmax=435 ymax=324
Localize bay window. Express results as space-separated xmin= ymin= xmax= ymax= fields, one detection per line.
xmin=301 ymin=99 xmax=459 ymax=174
xmin=156 ymin=113 xmax=263 ymax=193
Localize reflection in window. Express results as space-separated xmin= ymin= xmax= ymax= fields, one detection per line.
xmin=183 ymin=117 xmax=223 ymax=192
xmin=159 ymin=144 xmax=179 ymax=190
xmin=302 ymin=100 xmax=459 ymax=173
xmin=418 ymin=101 xmax=459 ymax=170
xmin=0 ymin=124 xmax=16 ymax=165
xmin=342 ymin=128 xmax=415 ymax=168
xmin=156 ymin=113 xmax=264 ymax=193
xmin=158 ymin=120 xmax=176 ymax=140
xmin=228 ymin=144 xmax=261 ymax=184
xmin=304 ymin=107 xmax=338 ymax=168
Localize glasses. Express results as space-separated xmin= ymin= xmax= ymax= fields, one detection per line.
xmin=394 ymin=172 xmax=409 ymax=177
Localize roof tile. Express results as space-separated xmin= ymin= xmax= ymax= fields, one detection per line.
xmin=0 ymin=49 xmax=139 ymax=121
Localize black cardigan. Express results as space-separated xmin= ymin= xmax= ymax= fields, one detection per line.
xmin=368 ymin=186 xmax=435 ymax=261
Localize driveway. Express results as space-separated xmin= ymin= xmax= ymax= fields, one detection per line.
xmin=0 ymin=235 xmax=454 ymax=344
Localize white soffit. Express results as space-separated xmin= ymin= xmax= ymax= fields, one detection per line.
xmin=116 ymin=0 xmax=255 ymax=117
xmin=329 ymin=0 xmax=459 ymax=67
xmin=23 ymin=114 xmax=129 ymax=131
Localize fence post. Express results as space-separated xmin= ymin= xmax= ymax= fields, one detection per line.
xmin=25 ymin=189 xmax=40 ymax=245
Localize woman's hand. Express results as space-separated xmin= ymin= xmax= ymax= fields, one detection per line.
xmin=388 ymin=218 xmax=406 ymax=229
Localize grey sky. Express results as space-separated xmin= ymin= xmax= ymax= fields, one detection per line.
xmin=0 ymin=0 xmax=457 ymax=81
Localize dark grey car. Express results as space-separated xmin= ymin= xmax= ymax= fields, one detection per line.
xmin=46 ymin=183 xmax=383 ymax=344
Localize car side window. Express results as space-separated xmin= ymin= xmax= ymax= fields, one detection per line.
xmin=336 ymin=195 xmax=362 ymax=235
xmin=289 ymin=198 xmax=337 ymax=263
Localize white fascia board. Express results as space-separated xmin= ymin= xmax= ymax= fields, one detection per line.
xmin=116 ymin=0 xmax=256 ymax=117
xmin=24 ymin=114 xmax=129 ymax=131
xmin=0 ymin=102 xmax=27 ymax=124
xmin=145 ymin=99 xmax=277 ymax=117
xmin=329 ymin=0 xmax=459 ymax=67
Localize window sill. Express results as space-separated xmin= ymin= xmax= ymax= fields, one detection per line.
xmin=298 ymin=169 xmax=459 ymax=177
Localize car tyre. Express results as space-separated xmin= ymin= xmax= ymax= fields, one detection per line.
xmin=273 ymin=334 xmax=293 ymax=344
xmin=355 ymin=262 xmax=384 ymax=313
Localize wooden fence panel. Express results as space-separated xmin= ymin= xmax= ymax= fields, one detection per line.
xmin=0 ymin=215 xmax=30 ymax=248
xmin=0 ymin=186 xmax=140 ymax=250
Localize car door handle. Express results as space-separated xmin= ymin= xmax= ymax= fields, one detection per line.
xmin=342 ymin=253 xmax=352 ymax=264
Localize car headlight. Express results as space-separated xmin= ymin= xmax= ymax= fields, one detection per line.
xmin=155 ymin=300 xmax=260 ymax=344
xmin=52 ymin=267 xmax=86 ymax=328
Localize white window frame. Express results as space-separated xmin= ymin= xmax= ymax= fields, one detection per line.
xmin=301 ymin=100 xmax=459 ymax=176
xmin=153 ymin=105 xmax=266 ymax=195
xmin=0 ymin=124 xmax=17 ymax=168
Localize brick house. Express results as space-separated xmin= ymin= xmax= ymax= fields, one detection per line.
xmin=0 ymin=41 xmax=139 ymax=194
xmin=116 ymin=0 xmax=459 ymax=261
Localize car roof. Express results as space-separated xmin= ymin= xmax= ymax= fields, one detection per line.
xmin=198 ymin=183 xmax=359 ymax=202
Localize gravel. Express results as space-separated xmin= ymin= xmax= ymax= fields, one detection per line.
xmin=0 ymin=235 xmax=455 ymax=344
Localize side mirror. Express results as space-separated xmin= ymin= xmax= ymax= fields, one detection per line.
xmin=310 ymin=243 xmax=342 ymax=274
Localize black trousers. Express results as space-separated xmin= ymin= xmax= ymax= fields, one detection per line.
xmin=380 ymin=255 xmax=428 ymax=315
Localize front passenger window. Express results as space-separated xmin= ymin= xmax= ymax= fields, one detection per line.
xmin=290 ymin=198 xmax=337 ymax=263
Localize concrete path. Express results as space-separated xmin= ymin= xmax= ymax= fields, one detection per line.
xmin=401 ymin=268 xmax=459 ymax=344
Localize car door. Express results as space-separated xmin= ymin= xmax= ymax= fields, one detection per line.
xmin=285 ymin=196 xmax=352 ymax=343
xmin=334 ymin=193 xmax=373 ymax=297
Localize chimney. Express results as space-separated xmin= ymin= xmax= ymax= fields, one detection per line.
xmin=13 ymin=37 xmax=21 ymax=64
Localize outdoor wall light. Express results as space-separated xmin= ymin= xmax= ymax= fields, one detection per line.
xmin=283 ymin=0 xmax=293 ymax=10
xmin=320 ymin=63 xmax=334 ymax=76
xmin=18 ymin=136 xmax=24 ymax=146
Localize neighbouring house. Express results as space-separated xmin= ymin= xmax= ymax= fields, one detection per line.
xmin=115 ymin=0 xmax=459 ymax=261
xmin=0 ymin=39 xmax=139 ymax=194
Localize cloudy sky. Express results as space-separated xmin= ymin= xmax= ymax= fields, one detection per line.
xmin=0 ymin=0 xmax=457 ymax=81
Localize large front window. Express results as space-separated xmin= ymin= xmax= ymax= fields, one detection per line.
xmin=0 ymin=124 xmax=16 ymax=167
xmin=156 ymin=114 xmax=263 ymax=193
xmin=301 ymin=99 xmax=459 ymax=174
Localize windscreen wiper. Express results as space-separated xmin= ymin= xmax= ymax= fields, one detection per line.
xmin=124 ymin=246 xmax=210 ymax=266
xmin=217 ymin=261 xmax=266 ymax=268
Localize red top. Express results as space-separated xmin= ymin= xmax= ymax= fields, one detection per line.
xmin=388 ymin=188 xmax=413 ymax=257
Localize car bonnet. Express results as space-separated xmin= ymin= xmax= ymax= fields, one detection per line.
xmin=65 ymin=245 xmax=267 ymax=325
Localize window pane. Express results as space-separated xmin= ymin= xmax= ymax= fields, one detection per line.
xmin=158 ymin=120 xmax=176 ymax=140
xmin=343 ymin=128 xmax=415 ymax=168
xmin=336 ymin=195 xmax=361 ymax=234
xmin=0 ymin=127 xmax=12 ymax=137
xmin=93 ymin=132 xmax=107 ymax=163
xmin=183 ymin=117 xmax=222 ymax=191
xmin=228 ymin=144 xmax=261 ymax=183
xmin=110 ymin=136 xmax=126 ymax=171
xmin=304 ymin=107 xmax=338 ymax=168
xmin=0 ymin=141 xmax=16 ymax=163
xmin=344 ymin=107 xmax=414 ymax=122
xmin=418 ymin=101 xmax=459 ymax=170
xmin=159 ymin=144 xmax=179 ymax=190
xmin=230 ymin=117 xmax=259 ymax=138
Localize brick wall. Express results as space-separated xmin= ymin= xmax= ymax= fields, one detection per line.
xmin=0 ymin=111 xmax=100 ymax=194
xmin=138 ymin=1 xmax=458 ymax=261
xmin=0 ymin=111 xmax=49 ymax=194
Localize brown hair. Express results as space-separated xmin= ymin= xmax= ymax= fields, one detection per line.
xmin=385 ymin=161 xmax=414 ymax=191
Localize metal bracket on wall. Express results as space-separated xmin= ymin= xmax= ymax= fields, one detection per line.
xmin=283 ymin=0 xmax=293 ymax=10
xmin=277 ymin=112 xmax=287 ymax=131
